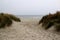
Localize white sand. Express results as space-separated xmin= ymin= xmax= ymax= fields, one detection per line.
xmin=0 ymin=17 xmax=60 ymax=40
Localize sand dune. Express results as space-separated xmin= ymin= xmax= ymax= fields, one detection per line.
xmin=0 ymin=17 xmax=60 ymax=40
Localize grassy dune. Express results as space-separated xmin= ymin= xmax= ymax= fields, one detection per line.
xmin=0 ymin=13 xmax=21 ymax=28
xmin=0 ymin=17 xmax=60 ymax=40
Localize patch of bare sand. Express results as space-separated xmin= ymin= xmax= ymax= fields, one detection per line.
xmin=0 ymin=17 xmax=60 ymax=40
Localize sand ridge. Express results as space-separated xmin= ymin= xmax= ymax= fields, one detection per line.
xmin=0 ymin=17 xmax=60 ymax=40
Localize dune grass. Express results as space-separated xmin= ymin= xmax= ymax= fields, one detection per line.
xmin=39 ymin=11 xmax=60 ymax=32
xmin=0 ymin=13 xmax=21 ymax=28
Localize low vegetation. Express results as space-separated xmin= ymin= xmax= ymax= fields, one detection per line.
xmin=0 ymin=13 xmax=21 ymax=28
xmin=39 ymin=11 xmax=60 ymax=32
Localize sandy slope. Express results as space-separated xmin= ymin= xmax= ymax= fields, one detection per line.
xmin=0 ymin=17 xmax=60 ymax=40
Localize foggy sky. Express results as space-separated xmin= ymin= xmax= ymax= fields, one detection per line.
xmin=0 ymin=0 xmax=60 ymax=15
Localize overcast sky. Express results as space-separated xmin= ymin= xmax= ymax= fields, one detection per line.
xmin=0 ymin=0 xmax=60 ymax=15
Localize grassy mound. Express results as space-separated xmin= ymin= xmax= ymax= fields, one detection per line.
xmin=0 ymin=13 xmax=21 ymax=28
xmin=39 ymin=11 xmax=60 ymax=32
xmin=2 ymin=13 xmax=21 ymax=22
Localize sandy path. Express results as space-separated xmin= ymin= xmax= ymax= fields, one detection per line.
xmin=0 ymin=17 xmax=60 ymax=40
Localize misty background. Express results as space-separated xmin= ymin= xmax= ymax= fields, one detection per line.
xmin=0 ymin=0 xmax=60 ymax=15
